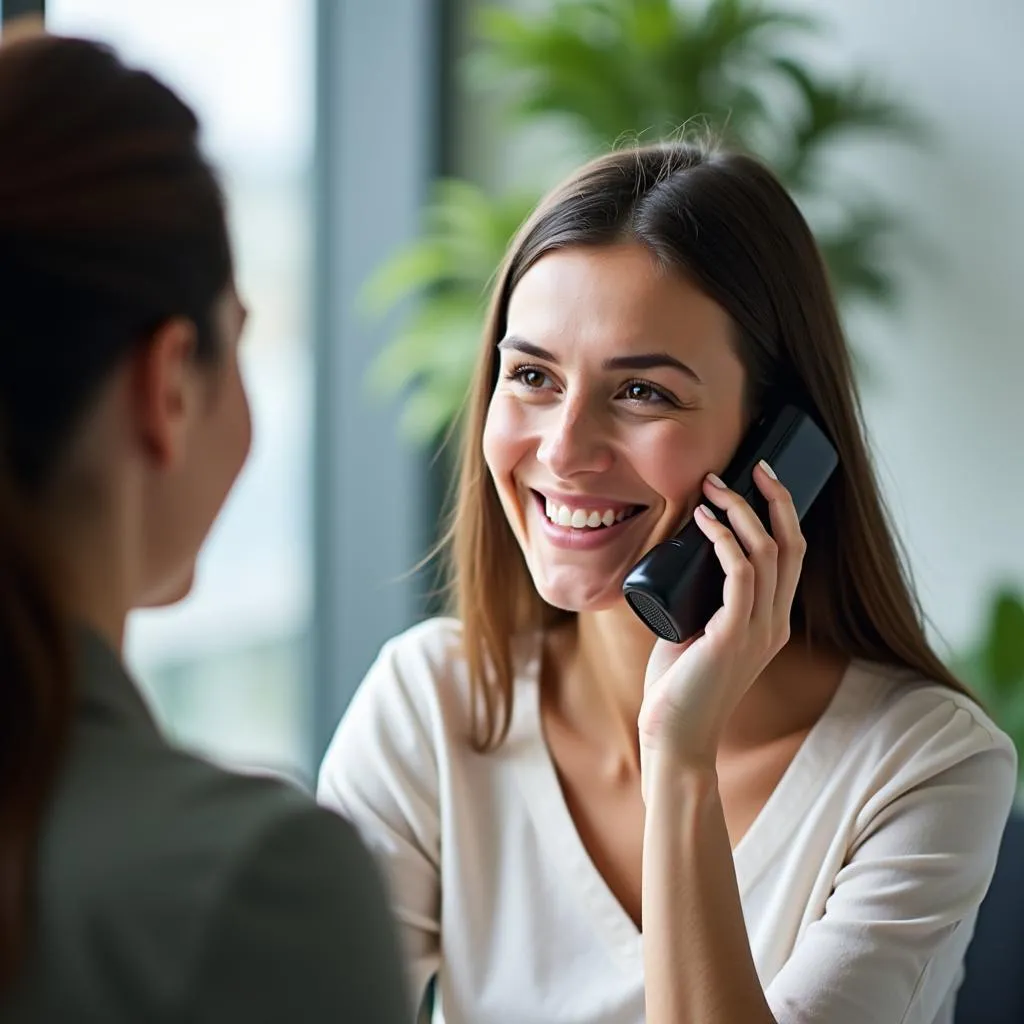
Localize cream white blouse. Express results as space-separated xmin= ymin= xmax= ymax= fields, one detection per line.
xmin=318 ymin=617 xmax=1017 ymax=1024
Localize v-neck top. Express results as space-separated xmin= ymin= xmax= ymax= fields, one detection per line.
xmin=317 ymin=617 xmax=1017 ymax=1024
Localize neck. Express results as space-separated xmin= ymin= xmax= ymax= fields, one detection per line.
xmin=546 ymin=605 xmax=849 ymax=773
xmin=547 ymin=602 xmax=658 ymax=771
xmin=44 ymin=471 xmax=135 ymax=655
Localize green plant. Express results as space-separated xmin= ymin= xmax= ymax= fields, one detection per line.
xmin=954 ymin=586 xmax=1024 ymax=788
xmin=362 ymin=182 xmax=537 ymax=441
xmin=366 ymin=0 xmax=928 ymax=443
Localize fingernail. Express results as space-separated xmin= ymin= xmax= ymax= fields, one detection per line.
xmin=758 ymin=459 xmax=777 ymax=481
xmin=706 ymin=472 xmax=726 ymax=489
xmin=698 ymin=503 xmax=717 ymax=520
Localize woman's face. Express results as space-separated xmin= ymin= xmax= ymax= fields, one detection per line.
xmin=482 ymin=243 xmax=748 ymax=613
xmin=137 ymin=284 xmax=253 ymax=606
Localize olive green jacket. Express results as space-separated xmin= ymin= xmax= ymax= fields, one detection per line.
xmin=1 ymin=630 xmax=410 ymax=1023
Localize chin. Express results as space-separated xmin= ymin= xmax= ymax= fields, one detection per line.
xmin=533 ymin=575 xmax=627 ymax=614
xmin=139 ymin=565 xmax=197 ymax=608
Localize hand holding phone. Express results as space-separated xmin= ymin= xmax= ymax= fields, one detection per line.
xmin=622 ymin=405 xmax=837 ymax=642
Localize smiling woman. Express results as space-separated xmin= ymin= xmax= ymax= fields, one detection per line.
xmin=318 ymin=141 xmax=1016 ymax=1024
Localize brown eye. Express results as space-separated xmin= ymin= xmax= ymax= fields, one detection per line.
xmin=619 ymin=378 xmax=674 ymax=405
xmin=507 ymin=365 xmax=552 ymax=390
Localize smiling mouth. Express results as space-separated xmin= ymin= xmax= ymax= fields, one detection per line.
xmin=531 ymin=490 xmax=647 ymax=531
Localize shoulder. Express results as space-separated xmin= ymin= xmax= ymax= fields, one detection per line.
xmin=38 ymin=734 xmax=397 ymax=1006
xmin=328 ymin=615 xmax=542 ymax=756
xmin=317 ymin=615 xmax=544 ymax=825
xmin=372 ymin=615 xmax=467 ymax=689
xmin=178 ymin=775 xmax=411 ymax=1021
xmin=56 ymin=734 xmax=366 ymax=913
xmin=842 ymin=661 xmax=1018 ymax=822
xmin=188 ymin=782 xmax=390 ymax=932
xmin=174 ymin=769 xmax=381 ymax=907
xmin=317 ymin=617 xmax=471 ymax=796
xmin=341 ymin=616 xmax=475 ymax=740
xmin=853 ymin=661 xmax=1014 ymax=762
xmin=154 ymin=758 xmax=393 ymax=943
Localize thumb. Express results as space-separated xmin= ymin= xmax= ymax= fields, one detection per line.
xmin=644 ymin=634 xmax=700 ymax=691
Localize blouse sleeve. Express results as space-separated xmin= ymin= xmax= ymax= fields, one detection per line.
xmin=765 ymin=693 xmax=1018 ymax=1024
xmin=317 ymin=631 xmax=447 ymax=1013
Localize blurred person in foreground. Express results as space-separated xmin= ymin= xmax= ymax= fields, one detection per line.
xmin=319 ymin=140 xmax=1017 ymax=1024
xmin=0 ymin=33 xmax=409 ymax=1024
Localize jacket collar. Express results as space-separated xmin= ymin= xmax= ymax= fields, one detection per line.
xmin=75 ymin=625 xmax=161 ymax=736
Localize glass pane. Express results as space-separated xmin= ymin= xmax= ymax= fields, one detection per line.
xmin=48 ymin=0 xmax=315 ymax=783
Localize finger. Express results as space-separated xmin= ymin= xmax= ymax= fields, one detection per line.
xmin=693 ymin=504 xmax=755 ymax=636
xmin=754 ymin=460 xmax=807 ymax=624
xmin=703 ymin=473 xmax=778 ymax=632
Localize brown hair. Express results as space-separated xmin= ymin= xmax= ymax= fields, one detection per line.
xmin=446 ymin=140 xmax=967 ymax=751
xmin=0 ymin=35 xmax=231 ymax=988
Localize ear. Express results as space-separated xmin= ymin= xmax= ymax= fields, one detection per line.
xmin=130 ymin=317 xmax=199 ymax=469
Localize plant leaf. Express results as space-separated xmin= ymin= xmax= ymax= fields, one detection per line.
xmin=983 ymin=589 xmax=1024 ymax=695
xmin=366 ymin=293 xmax=484 ymax=397
xmin=367 ymin=0 xmax=931 ymax=445
xmin=359 ymin=240 xmax=455 ymax=316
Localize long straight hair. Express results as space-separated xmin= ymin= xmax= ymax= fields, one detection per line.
xmin=446 ymin=141 xmax=968 ymax=751
xmin=0 ymin=35 xmax=231 ymax=988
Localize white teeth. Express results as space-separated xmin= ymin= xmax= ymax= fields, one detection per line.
xmin=544 ymin=499 xmax=636 ymax=530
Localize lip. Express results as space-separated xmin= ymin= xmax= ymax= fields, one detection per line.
xmin=530 ymin=490 xmax=649 ymax=551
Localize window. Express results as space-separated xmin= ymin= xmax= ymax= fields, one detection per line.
xmin=48 ymin=0 xmax=316 ymax=782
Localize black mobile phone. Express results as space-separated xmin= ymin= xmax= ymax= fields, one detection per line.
xmin=622 ymin=404 xmax=838 ymax=643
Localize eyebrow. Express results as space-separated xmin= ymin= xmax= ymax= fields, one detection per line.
xmin=497 ymin=335 xmax=703 ymax=384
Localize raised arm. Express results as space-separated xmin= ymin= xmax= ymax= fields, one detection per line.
xmin=638 ymin=465 xmax=1015 ymax=1024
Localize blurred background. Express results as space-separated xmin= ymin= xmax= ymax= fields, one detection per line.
xmin=3 ymin=0 xmax=1021 ymax=790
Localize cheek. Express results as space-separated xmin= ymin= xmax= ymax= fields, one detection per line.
xmin=633 ymin=423 xmax=718 ymax=511
xmin=482 ymin=396 xmax=538 ymax=543
xmin=482 ymin=394 xmax=530 ymax=480
xmin=145 ymin=562 xmax=196 ymax=607
xmin=197 ymin=362 xmax=251 ymax=509
xmin=236 ymin=373 xmax=253 ymax=465
xmin=222 ymin=362 xmax=252 ymax=472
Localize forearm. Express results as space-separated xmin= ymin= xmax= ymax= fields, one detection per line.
xmin=641 ymin=754 xmax=776 ymax=1024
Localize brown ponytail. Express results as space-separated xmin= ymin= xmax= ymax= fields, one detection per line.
xmin=0 ymin=35 xmax=231 ymax=987
xmin=0 ymin=450 xmax=71 ymax=990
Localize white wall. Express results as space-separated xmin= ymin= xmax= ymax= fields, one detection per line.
xmin=793 ymin=0 xmax=1024 ymax=652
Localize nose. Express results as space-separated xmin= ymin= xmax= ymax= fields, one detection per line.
xmin=536 ymin=395 xmax=614 ymax=478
